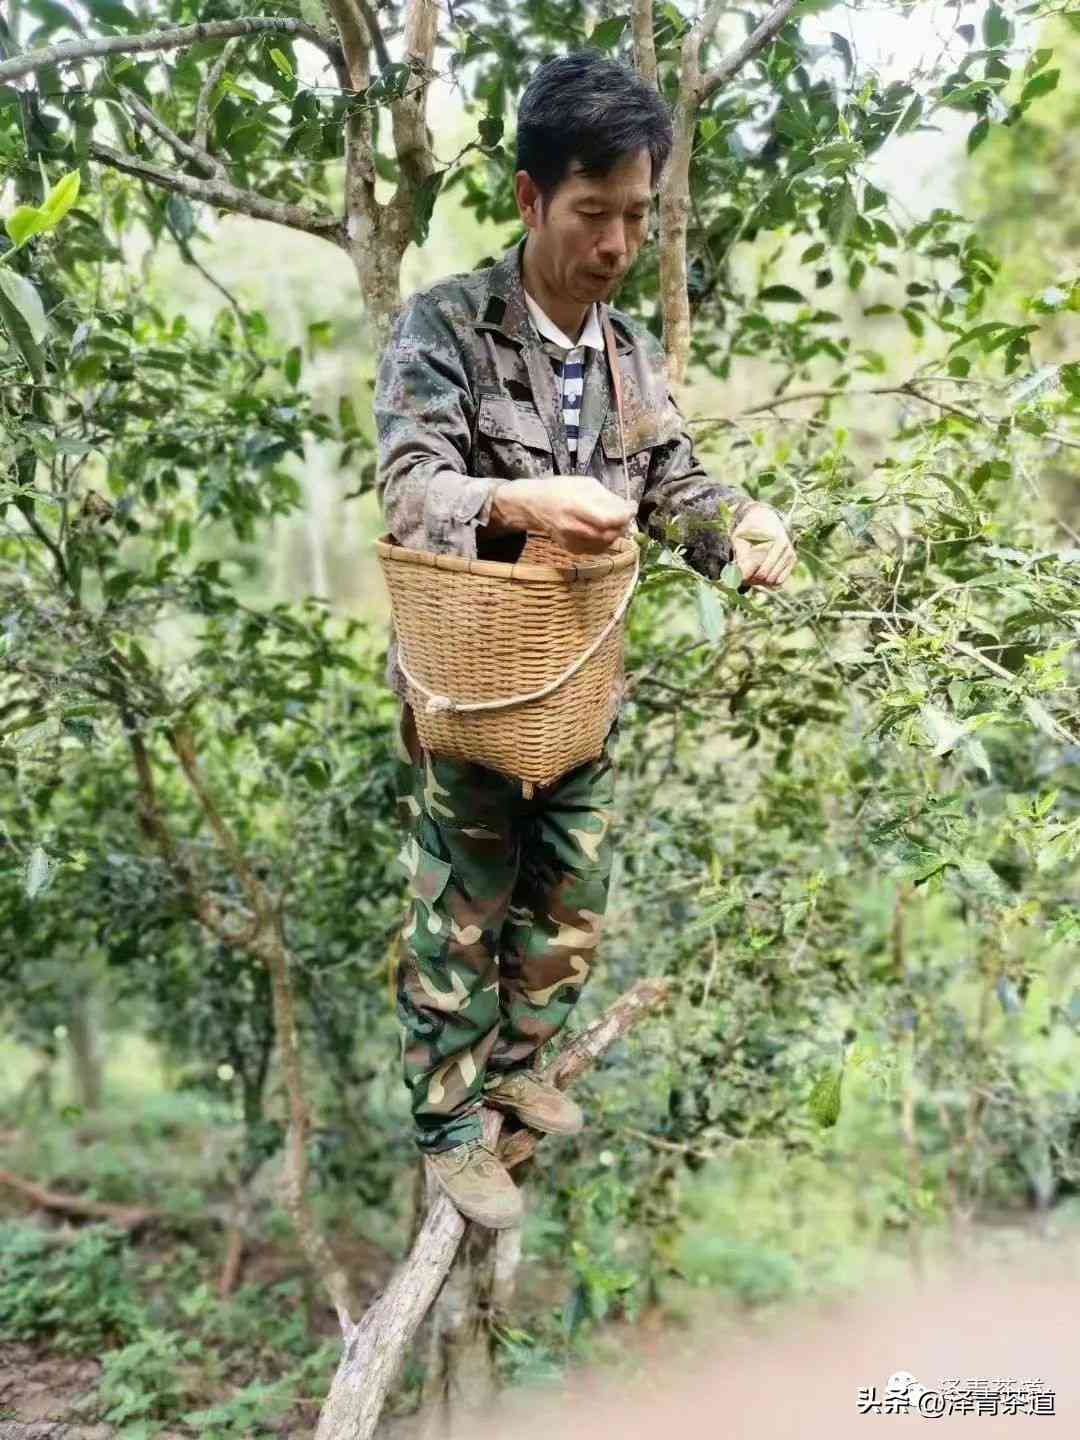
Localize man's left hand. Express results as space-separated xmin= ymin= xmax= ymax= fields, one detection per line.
xmin=731 ymin=502 xmax=796 ymax=589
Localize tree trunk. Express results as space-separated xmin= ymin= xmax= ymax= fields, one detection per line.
xmin=67 ymin=987 xmax=103 ymax=1112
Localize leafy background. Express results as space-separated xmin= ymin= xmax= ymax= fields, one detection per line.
xmin=2 ymin=1 xmax=1080 ymax=1435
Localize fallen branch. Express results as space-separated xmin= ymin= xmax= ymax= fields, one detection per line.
xmin=312 ymin=976 xmax=671 ymax=1440
xmin=0 ymin=1168 xmax=160 ymax=1232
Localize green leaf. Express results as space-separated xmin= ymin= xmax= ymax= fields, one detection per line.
xmin=758 ymin=284 xmax=804 ymax=304
xmin=896 ymin=94 xmax=924 ymax=135
xmin=919 ymin=703 xmax=964 ymax=756
xmin=807 ymin=1067 xmax=843 ymax=1127
xmin=826 ymin=181 xmax=856 ymax=244
xmin=38 ymin=169 xmax=81 ymax=227
xmin=1020 ymin=70 xmax=1060 ymax=105
xmin=983 ymin=2 xmax=1011 ymax=47
xmin=954 ymin=857 xmax=1004 ymax=899
xmin=940 ymin=81 xmax=991 ymax=111
xmin=478 ymin=115 xmax=503 ymax=148
xmin=85 ymin=0 xmax=140 ymax=26
xmin=1022 ymin=695 xmax=1060 ymax=740
xmin=695 ymin=581 xmax=725 ymax=642
xmin=901 ymin=305 xmax=924 ymax=338
xmin=285 ymin=345 xmax=302 ymax=387
xmin=0 ymin=268 xmax=47 ymax=379
xmin=165 ymin=193 xmax=195 ymax=241
xmin=269 ymin=47 xmax=293 ymax=79
xmin=24 ymin=0 xmax=84 ymax=36
xmin=4 ymin=204 xmax=46 ymax=247
xmin=300 ymin=0 xmax=328 ymax=29
xmin=720 ymin=562 xmax=744 ymax=591
xmin=967 ymin=117 xmax=990 ymax=154
xmin=589 ymin=15 xmax=628 ymax=49
xmin=411 ymin=171 xmax=444 ymax=248
xmin=1037 ymin=828 xmax=1078 ymax=872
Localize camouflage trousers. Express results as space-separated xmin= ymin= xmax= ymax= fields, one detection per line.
xmin=392 ymin=702 xmax=619 ymax=1153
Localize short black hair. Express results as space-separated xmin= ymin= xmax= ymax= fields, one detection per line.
xmin=515 ymin=50 xmax=674 ymax=208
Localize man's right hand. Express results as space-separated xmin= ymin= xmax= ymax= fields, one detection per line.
xmin=489 ymin=476 xmax=635 ymax=555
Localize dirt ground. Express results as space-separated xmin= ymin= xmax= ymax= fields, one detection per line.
xmin=469 ymin=1222 xmax=1080 ymax=1440
xmin=3 ymin=1215 xmax=1077 ymax=1437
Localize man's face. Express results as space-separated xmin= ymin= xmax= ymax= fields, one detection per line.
xmin=516 ymin=148 xmax=653 ymax=303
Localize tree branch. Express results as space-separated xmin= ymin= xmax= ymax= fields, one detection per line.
xmin=387 ymin=0 xmax=440 ymax=193
xmin=117 ymin=83 xmax=224 ymax=180
xmin=194 ymin=35 xmax=242 ymax=154
xmin=700 ymin=0 xmax=800 ymax=104
xmin=631 ymin=0 xmax=658 ymax=90
xmin=0 ymin=17 xmax=346 ymax=87
xmin=327 ymin=0 xmax=379 ymax=240
xmin=126 ymin=718 xmax=260 ymax=947
xmin=87 ymin=139 xmax=345 ymax=244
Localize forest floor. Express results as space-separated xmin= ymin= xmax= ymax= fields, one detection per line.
xmin=0 ymin=1189 xmax=1073 ymax=1439
xmin=3 ymin=1034 xmax=1079 ymax=1439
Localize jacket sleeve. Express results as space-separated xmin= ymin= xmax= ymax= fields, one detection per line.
xmin=374 ymin=289 xmax=498 ymax=558
xmin=635 ymin=344 xmax=757 ymax=580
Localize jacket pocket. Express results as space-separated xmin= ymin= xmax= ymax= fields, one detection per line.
xmin=599 ymin=412 xmax=680 ymax=500
xmin=599 ymin=410 xmax=681 ymax=460
xmin=475 ymin=395 xmax=554 ymax=478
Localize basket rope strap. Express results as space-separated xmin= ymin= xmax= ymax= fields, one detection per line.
xmin=400 ymin=305 xmax=639 ymax=721
xmin=397 ymin=547 xmax=639 ymax=716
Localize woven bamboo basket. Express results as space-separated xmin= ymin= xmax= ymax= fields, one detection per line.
xmin=376 ymin=529 xmax=639 ymax=787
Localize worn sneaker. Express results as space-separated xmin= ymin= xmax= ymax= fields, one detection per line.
xmin=482 ymin=1070 xmax=584 ymax=1136
xmin=425 ymin=1138 xmax=524 ymax=1229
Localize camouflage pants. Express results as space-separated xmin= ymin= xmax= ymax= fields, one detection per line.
xmin=392 ymin=702 xmax=619 ymax=1153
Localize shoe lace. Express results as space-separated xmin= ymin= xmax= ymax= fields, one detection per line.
xmin=434 ymin=1136 xmax=500 ymax=1178
xmin=464 ymin=1138 xmax=501 ymax=1178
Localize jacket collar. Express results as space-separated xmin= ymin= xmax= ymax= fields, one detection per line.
xmin=472 ymin=233 xmax=635 ymax=355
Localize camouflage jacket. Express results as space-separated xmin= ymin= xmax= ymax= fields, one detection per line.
xmin=374 ymin=232 xmax=755 ymax=718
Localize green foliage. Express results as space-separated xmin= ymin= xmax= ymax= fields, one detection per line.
xmin=0 ymin=1221 xmax=147 ymax=1351
xmin=2 ymin=0 xmax=1080 ymax=1423
xmin=97 ymin=1327 xmax=202 ymax=1429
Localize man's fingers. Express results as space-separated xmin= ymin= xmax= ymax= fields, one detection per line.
xmin=737 ymin=537 xmax=780 ymax=582
xmin=740 ymin=538 xmax=794 ymax=586
xmin=760 ymin=541 xmax=794 ymax=585
xmin=757 ymin=544 xmax=795 ymax=586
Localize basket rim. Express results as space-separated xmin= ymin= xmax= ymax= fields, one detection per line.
xmin=375 ymin=532 xmax=638 ymax=582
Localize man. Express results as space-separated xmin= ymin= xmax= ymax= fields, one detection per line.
xmin=374 ymin=50 xmax=795 ymax=1230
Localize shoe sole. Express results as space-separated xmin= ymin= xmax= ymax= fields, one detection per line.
xmin=482 ymin=1096 xmax=585 ymax=1136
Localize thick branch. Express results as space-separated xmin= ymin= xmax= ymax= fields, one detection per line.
xmin=0 ymin=1168 xmax=159 ymax=1232
xmin=312 ymin=977 xmax=670 ymax=1440
xmin=87 ymin=139 xmax=345 ymax=244
xmin=380 ymin=0 xmax=440 ymax=255
xmin=261 ymin=923 xmax=360 ymax=1326
xmin=328 ymin=0 xmax=378 ymax=242
xmin=0 ymin=17 xmax=345 ymax=86
xmin=167 ymin=721 xmax=267 ymax=918
xmin=684 ymin=0 xmax=728 ymax=93
xmin=330 ymin=0 xmax=392 ymax=76
xmin=655 ymin=0 xmax=803 ymax=388
xmin=631 ymin=0 xmax=658 ymax=90
xmin=127 ymin=717 xmax=356 ymax=1319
